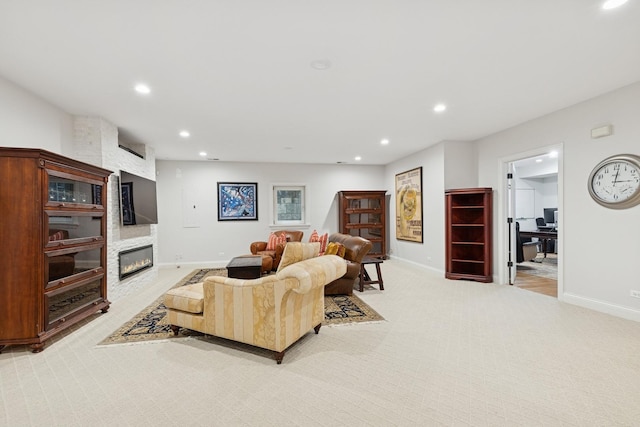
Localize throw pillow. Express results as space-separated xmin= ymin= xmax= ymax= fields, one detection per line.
xmin=266 ymin=233 xmax=279 ymax=250
xmin=277 ymin=242 xmax=321 ymax=273
xmin=324 ymin=242 xmax=346 ymax=258
xmin=49 ymin=230 xmax=66 ymax=241
xmin=308 ymin=230 xmax=329 ymax=253
xmin=266 ymin=232 xmax=288 ymax=250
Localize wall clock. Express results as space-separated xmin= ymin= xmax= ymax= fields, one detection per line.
xmin=587 ymin=154 xmax=640 ymax=209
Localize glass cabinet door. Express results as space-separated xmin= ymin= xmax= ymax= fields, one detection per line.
xmin=47 ymin=174 xmax=104 ymax=208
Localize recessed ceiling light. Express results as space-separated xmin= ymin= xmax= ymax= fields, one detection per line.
xmin=179 ymin=130 xmax=190 ymax=138
xmin=199 ymin=151 xmax=207 ymax=157
xmin=380 ymin=139 xmax=390 ymax=145
xmin=310 ymin=59 xmax=332 ymax=70
xmin=355 ymin=156 xmax=362 ymax=161
xmin=536 ymin=159 xmax=543 ymax=163
xmin=433 ymin=103 xmax=447 ymax=113
xmin=602 ymin=0 xmax=628 ymax=9
xmin=134 ymin=83 xmax=151 ymax=94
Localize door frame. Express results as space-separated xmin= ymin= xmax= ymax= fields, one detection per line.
xmin=497 ymin=143 xmax=564 ymax=299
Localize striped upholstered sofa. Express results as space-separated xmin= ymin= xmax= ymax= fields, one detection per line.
xmin=164 ymin=248 xmax=346 ymax=364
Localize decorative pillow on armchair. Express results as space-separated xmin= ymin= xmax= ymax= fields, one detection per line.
xmin=308 ymin=230 xmax=329 ymax=253
xmin=324 ymin=242 xmax=346 ymax=258
xmin=277 ymin=242 xmax=320 ymax=273
xmin=266 ymin=232 xmax=287 ymax=250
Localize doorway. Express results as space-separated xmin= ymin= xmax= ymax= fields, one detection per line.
xmin=504 ymin=146 xmax=562 ymax=298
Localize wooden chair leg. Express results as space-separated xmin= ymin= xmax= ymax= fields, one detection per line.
xmin=314 ymin=323 xmax=321 ymax=334
xmin=274 ymin=351 xmax=285 ymax=364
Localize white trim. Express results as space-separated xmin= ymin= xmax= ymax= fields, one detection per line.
xmin=498 ymin=143 xmax=564 ymax=300
xmin=563 ymin=293 xmax=640 ymax=322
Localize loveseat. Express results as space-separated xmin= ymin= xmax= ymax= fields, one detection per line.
xmin=323 ymin=233 xmax=372 ymax=296
xmin=249 ymin=230 xmax=304 ymax=271
xmin=164 ymin=250 xmax=346 ymax=364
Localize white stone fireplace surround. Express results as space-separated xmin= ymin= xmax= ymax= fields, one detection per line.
xmin=68 ymin=116 xmax=158 ymax=301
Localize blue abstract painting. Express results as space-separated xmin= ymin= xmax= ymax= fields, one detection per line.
xmin=217 ymin=182 xmax=258 ymax=220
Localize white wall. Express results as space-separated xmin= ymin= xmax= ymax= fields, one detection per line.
xmin=477 ymin=81 xmax=640 ymax=321
xmin=0 ymin=75 xmax=72 ymax=151
xmin=155 ymin=160 xmax=386 ymax=266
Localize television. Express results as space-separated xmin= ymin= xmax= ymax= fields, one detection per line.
xmin=543 ymin=207 xmax=557 ymax=225
xmin=119 ymin=170 xmax=158 ymax=226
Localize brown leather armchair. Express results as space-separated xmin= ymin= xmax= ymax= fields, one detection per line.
xmin=249 ymin=230 xmax=304 ymax=271
xmin=324 ymin=233 xmax=372 ymax=295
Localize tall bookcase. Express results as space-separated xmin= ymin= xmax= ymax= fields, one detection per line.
xmin=337 ymin=190 xmax=387 ymax=258
xmin=0 ymin=148 xmax=112 ymax=353
xmin=445 ymin=187 xmax=493 ymax=282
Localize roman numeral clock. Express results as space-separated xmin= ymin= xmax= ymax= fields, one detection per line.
xmin=588 ymin=154 xmax=640 ymax=209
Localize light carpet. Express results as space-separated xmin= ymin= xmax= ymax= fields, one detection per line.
xmin=99 ymin=268 xmax=384 ymax=346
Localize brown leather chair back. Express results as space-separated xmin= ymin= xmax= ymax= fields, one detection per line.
xmin=276 ymin=230 xmax=304 ymax=242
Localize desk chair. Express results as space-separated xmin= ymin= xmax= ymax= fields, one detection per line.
xmin=516 ymin=222 xmax=540 ymax=263
xmin=535 ymin=217 xmax=546 ymax=229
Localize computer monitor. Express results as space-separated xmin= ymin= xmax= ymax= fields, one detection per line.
xmin=543 ymin=208 xmax=557 ymax=225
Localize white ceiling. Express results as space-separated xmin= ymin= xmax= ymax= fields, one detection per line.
xmin=1 ymin=1 xmax=639 ymax=165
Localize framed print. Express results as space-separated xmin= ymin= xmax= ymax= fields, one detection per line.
xmin=395 ymin=167 xmax=423 ymax=242
xmin=120 ymin=182 xmax=135 ymax=225
xmin=217 ymin=182 xmax=258 ymax=221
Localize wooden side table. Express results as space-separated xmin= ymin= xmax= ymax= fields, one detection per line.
xmin=359 ymin=257 xmax=384 ymax=292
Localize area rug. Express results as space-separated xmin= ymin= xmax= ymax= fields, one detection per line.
xmin=99 ymin=268 xmax=384 ymax=346
xmin=516 ymin=253 xmax=557 ymax=279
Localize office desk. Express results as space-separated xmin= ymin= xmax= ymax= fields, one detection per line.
xmin=520 ymin=230 xmax=557 ymax=258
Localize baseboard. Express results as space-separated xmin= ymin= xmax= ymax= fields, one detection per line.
xmin=157 ymin=261 xmax=228 ymax=270
xmin=388 ymin=255 xmax=443 ymax=275
xmin=562 ymin=293 xmax=640 ymax=322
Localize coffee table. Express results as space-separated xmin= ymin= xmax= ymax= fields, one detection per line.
xmin=226 ymin=255 xmax=263 ymax=279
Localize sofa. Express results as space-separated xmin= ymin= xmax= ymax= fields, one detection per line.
xmin=323 ymin=233 xmax=372 ymax=296
xmin=249 ymin=230 xmax=304 ymax=271
xmin=164 ymin=252 xmax=346 ymax=364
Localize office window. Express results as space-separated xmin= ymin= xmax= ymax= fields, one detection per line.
xmin=273 ymin=185 xmax=306 ymax=225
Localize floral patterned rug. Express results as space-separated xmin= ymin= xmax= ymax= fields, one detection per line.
xmin=99 ymin=268 xmax=384 ymax=346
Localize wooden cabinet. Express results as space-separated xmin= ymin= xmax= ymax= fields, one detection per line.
xmin=0 ymin=148 xmax=112 ymax=353
xmin=445 ymin=188 xmax=492 ymax=282
xmin=338 ymin=190 xmax=387 ymax=258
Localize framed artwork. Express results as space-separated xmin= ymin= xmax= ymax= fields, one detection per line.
xmin=217 ymin=182 xmax=258 ymax=221
xmin=272 ymin=184 xmax=306 ymax=225
xmin=120 ymin=182 xmax=135 ymax=225
xmin=395 ymin=167 xmax=423 ymax=243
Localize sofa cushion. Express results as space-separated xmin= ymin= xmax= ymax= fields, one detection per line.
xmin=277 ymin=242 xmax=320 ymax=273
xmin=164 ymin=282 xmax=204 ymax=314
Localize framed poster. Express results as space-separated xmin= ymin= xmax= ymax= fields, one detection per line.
xmin=120 ymin=182 xmax=136 ymax=225
xmin=395 ymin=167 xmax=423 ymax=242
xmin=217 ymin=182 xmax=258 ymax=221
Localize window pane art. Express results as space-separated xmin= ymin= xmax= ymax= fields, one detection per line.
xmin=217 ymin=182 xmax=258 ymax=221
xmin=277 ymin=189 xmax=302 ymax=221
xmin=273 ymin=185 xmax=305 ymax=225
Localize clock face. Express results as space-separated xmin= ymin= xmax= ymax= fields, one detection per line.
xmin=588 ymin=155 xmax=640 ymax=209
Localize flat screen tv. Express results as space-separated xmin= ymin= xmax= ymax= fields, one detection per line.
xmin=119 ymin=170 xmax=158 ymax=226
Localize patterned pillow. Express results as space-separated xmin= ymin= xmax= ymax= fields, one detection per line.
xmin=49 ymin=230 xmax=66 ymax=241
xmin=309 ymin=230 xmax=329 ymax=253
xmin=324 ymin=242 xmax=346 ymax=258
xmin=277 ymin=242 xmax=320 ymax=273
xmin=265 ymin=233 xmax=277 ymax=250
xmin=266 ymin=232 xmax=287 ymax=250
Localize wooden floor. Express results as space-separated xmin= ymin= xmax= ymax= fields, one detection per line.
xmin=515 ymin=272 xmax=557 ymax=297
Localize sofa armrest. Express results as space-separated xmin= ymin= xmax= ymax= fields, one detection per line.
xmin=250 ymin=241 xmax=268 ymax=254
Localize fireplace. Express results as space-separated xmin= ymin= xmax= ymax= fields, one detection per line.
xmin=119 ymin=245 xmax=153 ymax=280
